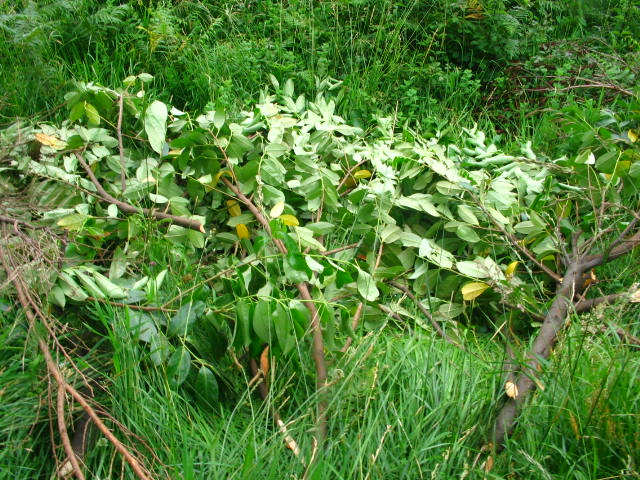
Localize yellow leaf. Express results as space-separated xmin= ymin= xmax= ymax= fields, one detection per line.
xmin=236 ymin=223 xmax=249 ymax=239
xmin=505 ymin=261 xmax=519 ymax=278
xmin=226 ymin=199 xmax=241 ymax=217
xmin=269 ymin=201 xmax=285 ymax=219
xmin=279 ymin=214 xmax=299 ymax=226
xmin=505 ymin=380 xmax=519 ymax=398
xmin=35 ymin=133 xmax=66 ymax=150
xmin=214 ymin=170 xmax=234 ymax=185
xmin=461 ymin=281 xmax=490 ymax=301
xmin=353 ymin=169 xmax=372 ymax=179
xmin=628 ymin=129 xmax=639 ymax=143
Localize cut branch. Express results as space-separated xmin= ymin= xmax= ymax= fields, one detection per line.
xmin=75 ymin=152 xmax=205 ymax=233
xmin=220 ymin=176 xmax=329 ymax=442
xmin=0 ymin=239 xmax=155 ymax=480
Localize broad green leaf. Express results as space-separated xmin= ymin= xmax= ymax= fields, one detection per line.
xmin=264 ymin=142 xmax=289 ymax=158
xmin=93 ymin=272 xmax=127 ymax=299
xmin=379 ymin=224 xmax=402 ymax=244
xmin=84 ymin=103 xmax=101 ymax=125
xmin=234 ymin=299 xmax=252 ymax=349
xmin=305 ymin=222 xmax=335 ymax=235
xmin=145 ymin=100 xmax=168 ymax=154
xmin=285 ymin=254 xmax=311 ymax=283
xmin=195 ymin=366 xmax=219 ymax=405
xmin=127 ymin=311 xmax=157 ymax=342
xmin=456 ymin=225 xmax=480 ymax=243
xmin=49 ymin=286 xmax=66 ymax=308
xmin=456 ymin=260 xmax=490 ymax=279
xmin=149 ymin=332 xmax=170 ymax=366
xmin=57 ymin=213 xmax=89 ymax=231
xmin=418 ymin=239 xmax=455 ymax=269
xmin=107 ymin=203 xmax=119 ymax=218
xmin=138 ymin=73 xmax=154 ymax=83
xmin=437 ymin=302 xmax=464 ymax=319
xmin=148 ymin=192 xmax=169 ymax=204
xmin=457 ymin=204 xmax=479 ymax=225
xmin=74 ymin=270 xmax=106 ymax=299
xmin=187 ymin=228 xmax=205 ymax=248
xmin=167 ymin=301 xmax=206 ymax=337
xmin=356 ymin=268 xmax=379 ymax=302
xmin=514 ymin=221 xmax=543 ymax=235
xmin=461 ymin=282 xmax=491 ymax=301
xmin=167 ymin=346 xmax=191 ymax=387
xmin=253 ymin=300 xmax=273 ymax=343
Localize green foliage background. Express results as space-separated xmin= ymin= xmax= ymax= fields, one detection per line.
xmin=1 ymin=1 xmax=639 ymax=479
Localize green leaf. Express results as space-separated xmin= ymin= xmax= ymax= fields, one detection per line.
xmin=456 ymin=260 xmax=489 ymax=279
xmin=187 ymin=229 xmax=205 ymax=248
xmin=253 ymin=299 xmax=273 ymax=343
xmin=234 ymin=299 xmax=252 ymax=348
xmin=285 ymin=254 xmax=311 ymax=283
xmin=84 ymin=103 xmax=101 ymax=125
xmin=69 ymin=102 xmax=85 ymax=123
xmin=128 ymin=311 xmax=157 ymax=342
xmin=149 ymin=332 xmax=170 ymax=366
xmin=167 ymin=301 xmax=206 ymax=337
xmin=57 ymin=213 xmax=90 ymax=231
xmin=195 ymin=366 xmax=219 ymax=406
xmin=167 ymin=346 xmax=191 ymax=387
xmin=49 ymin=286 xmax=66 ymax=308
xmin=138 ymin=73 xmax=154 ymax=83
xmin=145 ymin=100 xmax=168 ymax=154
xmin=356 ymin=268 xmax=379 ymax=302
xmin=109 ymin=247 xmax=128 ymax=280
xmin=456 ymin=225 xmax=480 ymax=243
xmin=148 ymin=193 xmax=169 ymax=204
xmin=457 ymin=204 xmax=479 ymax=225
xmin=418 ymin=239 xmax=455 ymax=269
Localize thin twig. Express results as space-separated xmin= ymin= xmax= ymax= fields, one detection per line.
xmin=388 ymin=281 xmax=464 ymax=350
xmin=117 ymin=94 xmax=126 ymax=193
xmin=0 ymin=246 xmax=155 ymax=480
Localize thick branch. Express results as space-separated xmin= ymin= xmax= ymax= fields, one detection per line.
xmin=574 ymin=293 xmax=623 ymax=313
xmin=75 ymin=152 xmax=205 ymax=233
xmin=581 ymin=229 xmax=640 ymax=271
xmin=492 ymin=261 xmax=587 ymax=446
